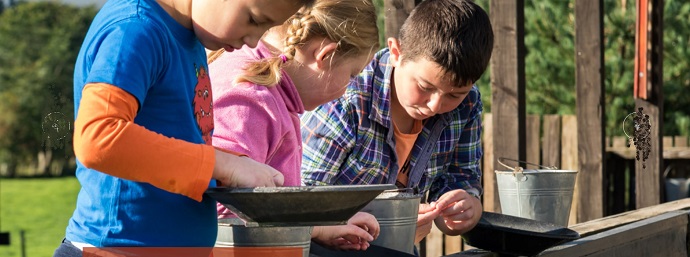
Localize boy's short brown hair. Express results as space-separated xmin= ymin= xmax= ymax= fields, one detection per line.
xmin=399 ymin=0 xmax=494 ymax=87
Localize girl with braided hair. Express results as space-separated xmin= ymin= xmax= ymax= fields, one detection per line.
xmin=208 ymin=0 xmax=380 ymax=251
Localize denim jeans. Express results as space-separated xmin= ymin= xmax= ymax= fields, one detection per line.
xmin=52 ymin=239 xmax=81 ymax=257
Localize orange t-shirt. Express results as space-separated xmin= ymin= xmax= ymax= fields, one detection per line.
xmin=74 ymin=83 xmax=219 ymax=201
xmin=393 ymin=119 xmax=423 ymax=188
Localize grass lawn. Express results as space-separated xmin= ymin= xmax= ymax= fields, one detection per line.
xmin=0 ymin=177 xmax=80 ymax=257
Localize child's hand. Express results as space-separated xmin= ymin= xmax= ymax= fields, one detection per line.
xmin=347 ymin=212 xmax=380 ymax=239
xmin=311 ymin=212 xmax=379 ymax=251
xmin=415 ymin=203 xmax=440 ymax=243
xmin=431 ymin=189 xmax=482 ymax=235
xmin=212 ymin=149 xmax=284 ymax=187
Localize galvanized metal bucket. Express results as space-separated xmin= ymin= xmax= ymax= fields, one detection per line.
xmin=495 ymin=158 xmax=578 ymax=227
xmin=216 ymin=218 xmax=312 ymax=257
xmin=664 ymin=164 xmax=690 ymax=201
xmin=360 ymin=189 xmax=421 ymax=254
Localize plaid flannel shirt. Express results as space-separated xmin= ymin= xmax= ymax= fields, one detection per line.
xmin=300 ymin=48 xmax=483 ymax=202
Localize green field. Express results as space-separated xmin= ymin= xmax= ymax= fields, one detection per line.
xmin=0 ymin=177 xmax=80 ymax=257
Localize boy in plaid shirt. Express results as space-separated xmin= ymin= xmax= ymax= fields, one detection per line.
xmin=301 ymin=0 xmax=493 ymax=243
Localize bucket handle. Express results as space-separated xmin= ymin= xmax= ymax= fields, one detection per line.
xmin=664 ymin=163 xmax=678 ymax=178
xmin=497 ymin=157 xmax=559 ymax=172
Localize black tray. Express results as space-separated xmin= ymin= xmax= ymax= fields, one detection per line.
xmin=461 ymin=211 xmax=580 ymax=256
xmin=206 ymin=185 xmax=396 ymax=227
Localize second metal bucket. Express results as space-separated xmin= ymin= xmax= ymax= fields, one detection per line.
xmin=216 ymin=218 xmax=312 ymax=257
xmin=360 ymin=189 xmax=421 ymax=254
xmin=495 ymin=158 xmax=577 ymax=227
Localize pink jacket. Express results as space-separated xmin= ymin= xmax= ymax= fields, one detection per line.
xmin=209 ymin=42 xmax=305 ymax=218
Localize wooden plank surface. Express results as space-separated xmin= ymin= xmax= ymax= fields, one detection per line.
xmin=481 ymin=114 xmax=499 ymax=212
xmin=575 ymin=0 xmax=605 ymax=222
xmin=607 ymin=135 xmax=690 ymax=159
xmin=540 ymin=211 xmax=688 ymax=257
xmin=635 ymin=100 xmax=663 ymax=208
xmin=444 ymin=235 xmax=461 ymax=255
xmin=569 ymin=198 xmax=690 ymax=236
xmin=447 ymin=212 xmax=688 ymax=257
xmin=425 ymin=224 xmax=444 ymax=257
xmin=632 ymin=0 xmax=664 ymax=210
xmin=542 ymin=115 xmax=562 ymax=168
xmin=526 ymin=115 xmax=541 ymax=166
xmin=607 ymin=146 xmax=690 ymax=159
xmin=612 ymin=136 xmax=629 ymax=147
xmin=561 ymin=115 xmax=579 ymax=225
xmin=446 ymin=199 xmax=690 ymax=257
xmin=489 ymin=0 xmax=525 ymax=176
xmin=663 ymin=136 xmax=674 ymax=148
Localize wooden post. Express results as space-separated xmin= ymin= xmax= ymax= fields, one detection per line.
xmin=444 ymin=235 xmax=461 ymax=255
xmin=425 ymin=224 xmax=444 ymax=257
xmin=482 ymin=113 xmax=498 ymax=212
xmin=634 ymin=0 xmax=663 ymax=209
xmin=575 ymin=0 xmax=606 ymax=222
xmin=383 ymin=0 xmax=421 ymax=39
xmin=489 ymin=0 xmax=526 ymax=215
xmin=562 ymin=115 xmax=579 ymax=225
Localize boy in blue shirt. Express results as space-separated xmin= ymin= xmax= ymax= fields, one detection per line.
xmin=55 ymin=0 xmax=312 ymax=256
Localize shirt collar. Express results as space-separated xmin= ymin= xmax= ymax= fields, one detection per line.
xmin=370 ymin=49 xmax=394 ymax=128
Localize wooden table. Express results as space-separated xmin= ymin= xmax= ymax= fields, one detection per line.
xmin=445 ymin=198 xmax=690 ymax=257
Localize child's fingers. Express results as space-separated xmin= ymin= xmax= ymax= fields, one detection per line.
xmin=349 ymin=212 xmax=380 ymax=238
xmin=350 ymin=226 xmax=375 ymax=242
xmin=418 ymin=203 xmax=436 ymax=214
xmin=341 ymin=234 xmax=364 ymax=244
xmin=272 ymin=172 xmax=284 ymax=186
xmin=359 ymin=224 xmax=380 ymax=239
xmin=417 ymin=207 xmax=439 ymax=224
xmin=334 ymin=240 xmax=364 ymax=251
xmin=434 ymin=189 xmax=474 ymax=212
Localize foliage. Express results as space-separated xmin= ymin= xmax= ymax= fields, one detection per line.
xmin=0 ymin=2 xmax=96 ymax=175
xmin=662 ymin=0 xmax=690 ymax=136
xmin=0 ymin=177 xmax=81 ymax=257
xmin=471 ymin=0 xmax=689 ymax=137
xmin=603 ymin=0 xmax=636 ymax=137
xmin=373 ymin=0 xmax=386 ymax=48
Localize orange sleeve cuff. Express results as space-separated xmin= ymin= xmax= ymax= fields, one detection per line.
xmin=74 ymin=83 xmax=214 ymax=201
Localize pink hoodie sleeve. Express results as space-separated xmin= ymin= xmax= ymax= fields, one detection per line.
xmin=213 ymin=83 xmax=285 ymax=220
xmin=212 ymin=83 xmax=283 ymax=163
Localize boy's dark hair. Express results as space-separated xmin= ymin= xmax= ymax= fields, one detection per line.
xmin=399 ymin=0 xmax=494 ymax=87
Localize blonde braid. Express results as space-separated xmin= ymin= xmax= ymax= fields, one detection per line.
xmin=207 ymin=49 xmax=225 ymax=64
xmin=234 ymin=10 xmax=315 ymax=87
xmin=282 ymin=11 xmax=314 ymax=61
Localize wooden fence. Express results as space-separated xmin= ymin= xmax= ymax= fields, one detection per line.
xmin=421 ymin=113 xmax=690 ymax=257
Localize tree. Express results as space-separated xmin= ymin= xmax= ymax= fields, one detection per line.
xmin=0 ymin=2 xmax=96 ymax=176
xmin=661 ymin=0 xmax=690 ymax=136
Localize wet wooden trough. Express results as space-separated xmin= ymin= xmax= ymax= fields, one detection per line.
xmin=446 ymin=198 xmax=690 ymax=257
